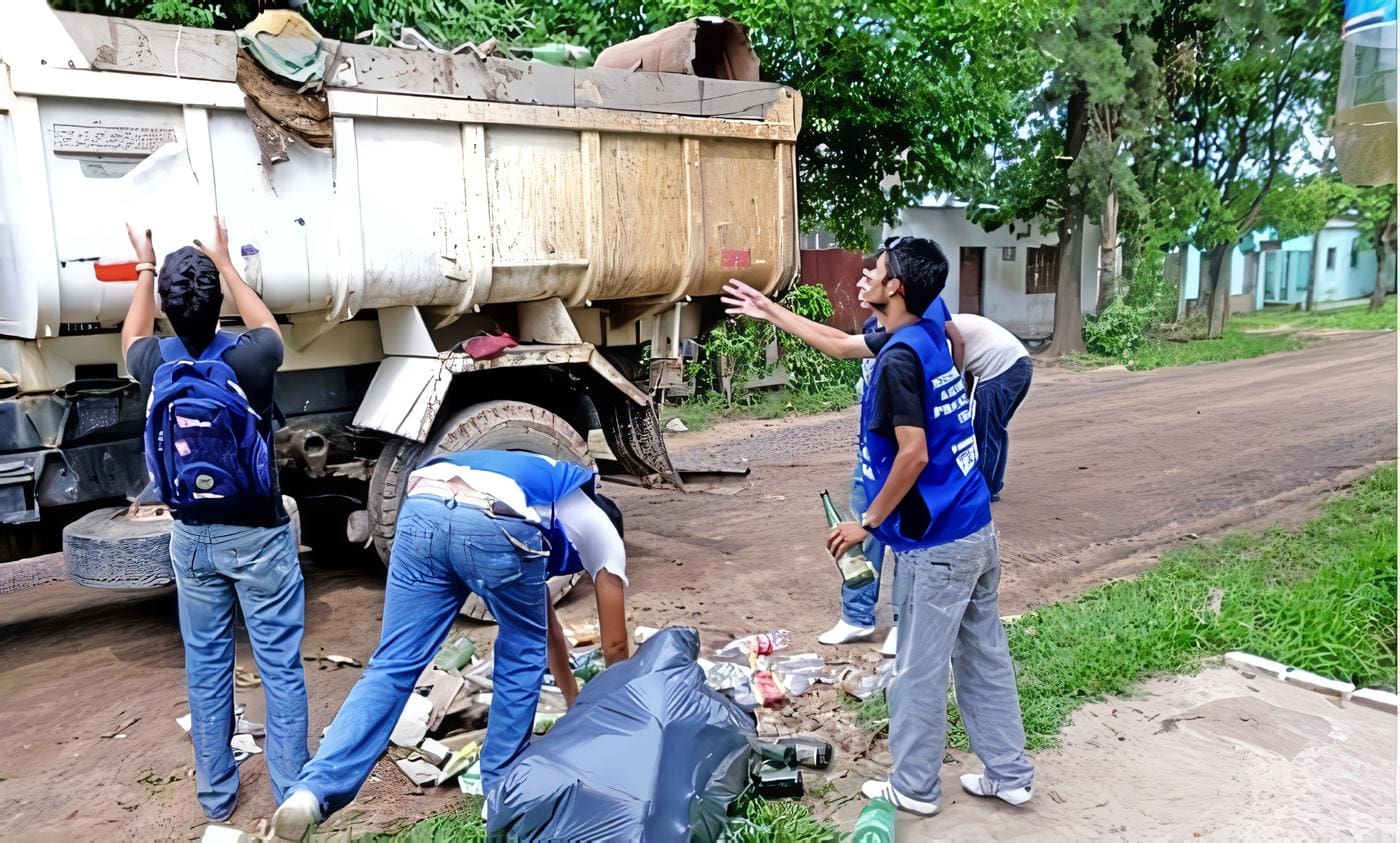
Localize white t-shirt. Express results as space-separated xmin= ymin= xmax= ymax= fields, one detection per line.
xmin=952 ymin=313 xmax=1029 ymax=381
xmin=407 ymin=463 xmax=628 ymax=585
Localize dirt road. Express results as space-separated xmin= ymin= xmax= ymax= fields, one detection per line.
xmin=0 ymin=333 xmax=1394 ymax=840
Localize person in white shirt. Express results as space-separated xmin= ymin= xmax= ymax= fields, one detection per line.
xmin=949 ymin=313 xmax=1033 ymax=501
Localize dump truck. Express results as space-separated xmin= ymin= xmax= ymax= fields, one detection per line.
xmin=0 ymin=1 xmax=801 ymax=601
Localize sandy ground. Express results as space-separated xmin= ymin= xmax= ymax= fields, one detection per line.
xmin=0 ymin=332 xmax=1394 ymax=841
xmin=879 ymin=666 xmax=1397 ymax=840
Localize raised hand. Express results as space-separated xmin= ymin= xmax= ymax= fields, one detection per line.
xmin=721 ymin=278 xmax=777 ymax=322
xmin=126 ymin=223 xmax=156 ymax=265
xmin=193 ymin=216 xmax=232 ymax=267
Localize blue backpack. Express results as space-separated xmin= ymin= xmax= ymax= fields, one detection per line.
xmin=144 ymin=332 xmax=275 ymax=521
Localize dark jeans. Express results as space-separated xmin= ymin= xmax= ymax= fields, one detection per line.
xmin=972 ymin=357 xmax=1033 ymax=497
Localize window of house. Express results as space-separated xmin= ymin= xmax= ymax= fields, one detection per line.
xmin=1025 ymin=245 xmax=1059 ymax=294
xmin=1326 ymin=247 xmax=1337 ymax=269
xmin=1002 ymin=246 xmax=1016 ymax=261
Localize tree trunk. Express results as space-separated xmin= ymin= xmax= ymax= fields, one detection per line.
xmin=1203 ymin=245 xmax=1230 ymax=338
xmin=1304 ymin=230 xmax=1321 ymax=312
xmin=1045 ymin=213 xmax=1087 ymax=357
xmin=1044 ymin=85 xmax=1089 ymax=358
xmin=1370 ymin=207 xmax=1395 ymax=311
xmin=1095 ymin=190 xmax=1120 ymax=314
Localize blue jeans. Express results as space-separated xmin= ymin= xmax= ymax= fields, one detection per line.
xmin=972 ymin=358 xmax=1033 ymax=497
xmin=293 ymin=495 xmax=548 ymax=817
xmin=170 ymin=520 xmax=309 ymax=820
xmin=842 ymin=464 xmax=890 ymax=628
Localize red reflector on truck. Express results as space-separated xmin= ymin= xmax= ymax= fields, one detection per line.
xmin=94 ymin=261 xmax=140 ymax=282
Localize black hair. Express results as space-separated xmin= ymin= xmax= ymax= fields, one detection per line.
xmin=878 ymin=235 xmax=949 ymax=318
xmin=593 ymin=492 xmax=625 ymax=539
xmin=158 ymin=246 xmax=223 ymax=349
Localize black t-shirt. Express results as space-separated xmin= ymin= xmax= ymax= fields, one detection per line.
xmin=863 ymin=343 xmax=932 ymax=539
xmin=128 ymin=328 xmax=288 ymax=526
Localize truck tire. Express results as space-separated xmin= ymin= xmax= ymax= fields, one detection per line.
xmin=368 ymin=400 xmax=592 ymax=622
xmin=62 ymin=506 xmax=174 ymax=589
xmin=62 ymin=497 xmax=301 ymax=590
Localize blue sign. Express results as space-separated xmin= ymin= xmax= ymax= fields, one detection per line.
xmin=1343 ymin=0 xmax=1396 ymax=38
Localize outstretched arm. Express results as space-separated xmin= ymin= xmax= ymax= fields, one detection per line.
xmin=195 ymin=217 xmax=278 ymax=334
xmin=721 ymin=279 xmax=874 ymax=360
xmin=121 ymin=225 xmax=157 ymax=357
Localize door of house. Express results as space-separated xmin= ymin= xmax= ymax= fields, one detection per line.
xmin=959 ymin=247 xmax=984 ymax=314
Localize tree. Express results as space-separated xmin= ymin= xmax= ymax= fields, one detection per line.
xmin=1354 ymin=187 xmax=1399 ymax=310
xmin=970 ymin=0 xmax=1171 ymax=356
xmin=1262 ymin=175 xmax=1350 ymax=310
xmin=1158 ymin=0 xmax=1341 ymax=336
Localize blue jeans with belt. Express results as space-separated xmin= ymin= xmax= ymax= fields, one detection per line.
xmin=292 ymin=495 xmax=548 ymax=816
xmin=841 ymin=463 xmax=891 ymax=628
xmin=170 ymin=520 xmax=309 ymax=821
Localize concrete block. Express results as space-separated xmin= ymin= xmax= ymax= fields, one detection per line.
xmin=1283 ymin=668 xmax=1355 ymax=697
xmin=1224 ymin=651 xmax=1288 ymax=680
xmin=1351 ymin=688 xmax=1399 ymax=714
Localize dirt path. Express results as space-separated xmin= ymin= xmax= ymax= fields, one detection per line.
xmin=0 ymin=333 xmax=1394 ymax=840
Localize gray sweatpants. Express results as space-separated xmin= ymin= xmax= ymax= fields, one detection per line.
xmin=888 ymin=522 xmax=1034 ymax=804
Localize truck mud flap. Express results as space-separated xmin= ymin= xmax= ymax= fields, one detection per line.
xmin=597 ymin=399 xmax=686 ymax=492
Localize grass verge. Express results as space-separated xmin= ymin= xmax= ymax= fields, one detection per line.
xmin=354 ymin=795 xmax=838 ymax=842
xmin=661 ymin=386 xmax=858 ymax=432
xmin=859 ymin=466 xmax=1397 ymax=749
xmin=1063 ymin=296 xmax=1394 ymax=371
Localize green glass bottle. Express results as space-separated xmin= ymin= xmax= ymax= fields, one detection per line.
xmin=820 ymin=490 xmax=877 ymax=588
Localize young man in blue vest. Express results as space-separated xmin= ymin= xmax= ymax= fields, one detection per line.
xmin=722 ymin=236 xmax=1033 ymax=816
xmin=121 ymin=219 xmax=308 ymax=822
xmin=269 ymin=450 xmax=626 ymax=840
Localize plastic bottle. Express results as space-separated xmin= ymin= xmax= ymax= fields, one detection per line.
xmin=852 ymin=798 xmax=897 ymax=843
xmin=433 ymin=634 xmax=476 ymax=671
xmin=715 ymin=630 xmax=792 ymax=659
xmin=820 ymin=490 xmax=878 ymax=588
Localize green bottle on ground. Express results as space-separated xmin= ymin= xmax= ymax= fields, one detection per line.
xmin=852 ymin=797 xmax=897 ymax=843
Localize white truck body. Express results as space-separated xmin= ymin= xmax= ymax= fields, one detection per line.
xmin=0 ymin=1 xmax=800 ymax=579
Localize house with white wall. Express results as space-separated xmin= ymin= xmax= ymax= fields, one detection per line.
xmin=802 ymin=196 xmax=1102 ymax=338
xmin=1175 ymin=216 xmax=1392 ymax=311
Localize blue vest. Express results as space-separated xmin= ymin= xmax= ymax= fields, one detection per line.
xmin=421 ymin=450 xmax=595 ymax=577
xmin=859 ymin=319 xmax=991 ymax=550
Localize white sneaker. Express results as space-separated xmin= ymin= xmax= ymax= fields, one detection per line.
xmin=880 ymin=626 xmax=898 ymax=656
xmin=270 ymin=789 xmax=322 ymax=841
xmin=818 ymin=619 xmax=876 ymax=645
xmin=861 ymin=779 xmax=939 ymax=816
xmin=960 ymin=773 xmax=1032 ymax=806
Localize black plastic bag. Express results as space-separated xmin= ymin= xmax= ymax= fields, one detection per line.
xmin=488 ymin=627 xmax=755 ymax=841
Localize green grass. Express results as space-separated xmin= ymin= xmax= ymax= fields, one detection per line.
xmin=661 ymin=386 xmax=858 ymax=432
xmin=858 ymin=466 xmax=1398 ymax=749
xmin=356 ymin=795 xmax=837 ymax=841
xmin=1233 ymin=296 xmax=1397 ymax=332
xmin=1064 ymin=295 xmax=1395 ymax=371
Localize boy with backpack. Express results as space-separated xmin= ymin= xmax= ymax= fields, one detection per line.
xmin=122 ymin=219 xmax=307 ymax=822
